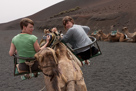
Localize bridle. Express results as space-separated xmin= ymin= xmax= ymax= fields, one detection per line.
xmin=39 ymin=64 xmax=56 ymax=81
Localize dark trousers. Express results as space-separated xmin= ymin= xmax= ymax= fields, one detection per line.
xmin=77 ymin=48 xmax=91 ymax=60
xmin=77 ymin=46 xmax=98 ymax=60
xmin=18 ymin=61 xmax=40 ymax=72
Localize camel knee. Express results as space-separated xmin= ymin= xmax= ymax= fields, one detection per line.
xmin=75 ymin=79 xmax=87 ymax=91
xmin=76 ymin=83 xmax=87 ymax=91
xmin=66 ymin=81 xmax=75 ymax=91
xmin=119 ymin=39 xmax=124 ymax=42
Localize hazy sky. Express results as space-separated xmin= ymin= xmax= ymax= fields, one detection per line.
xmin=0 ymin=0 xmax=64 ymax=24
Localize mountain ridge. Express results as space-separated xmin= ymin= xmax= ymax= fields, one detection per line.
xmin=0 ymin=0 xmax=136 ymax=33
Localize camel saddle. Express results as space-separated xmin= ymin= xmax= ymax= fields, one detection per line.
xmin=111 ymin=30 xmax=117 ymax=36
xmin=13 ymin=55 xmax=41 ymax=76
xmin=39 ymin=33 xmax=56 ymax=47
xmin=93 ymin=31 xmax=98 ymax=35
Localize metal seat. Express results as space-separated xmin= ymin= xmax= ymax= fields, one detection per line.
xmin=13 ymin=55 xmax=41 ymax=76
xmin=63 ymin=36 xmax=102 ymax=61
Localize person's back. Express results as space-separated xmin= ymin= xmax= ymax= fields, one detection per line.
xmin=12 ymin=34 xmax=37 ymax=63
xmin=61 ymin=16 xmax=95 ymax=65
xmin=9 ymin=18 xmax=50 ymax=79
xmin=63 ymin=24 xmax=92 ymax=54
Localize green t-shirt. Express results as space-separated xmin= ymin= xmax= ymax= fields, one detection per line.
xmin=12 ymin=34 xmax=37 ymax=63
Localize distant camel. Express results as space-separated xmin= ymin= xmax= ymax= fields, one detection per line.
xmin=108 ymin=30 xmax=128 ymax=42
xmin=91 ymin=30 xmax=101 ymax=41
xmin=122 ymin=27 xmax=136 ymax=42
xmin=97 ymin=30 xmax=109 ymax=41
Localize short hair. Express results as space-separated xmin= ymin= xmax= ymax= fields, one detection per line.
xmin=20 ymin=18 xmax=34 ymax=30
xmin=62 ymin=16 xmax=74 ymax=26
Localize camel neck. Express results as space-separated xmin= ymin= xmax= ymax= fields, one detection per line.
xmin=59 ymin=56 xmax=69 ymax=61
xmin=124 ymin=30 xmax=129 ymax=34
xmin=124 ymin=30 xmax=132 ymax=38
xmin=102 ymin=32 xmax=106 ymax=37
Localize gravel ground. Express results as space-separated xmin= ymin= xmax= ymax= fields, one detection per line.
xmin=0 ymin=29 xmax=136 ymax=91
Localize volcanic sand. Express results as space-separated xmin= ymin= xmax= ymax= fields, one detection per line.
xmin=0 ymin=29 xmax=136 ymax=91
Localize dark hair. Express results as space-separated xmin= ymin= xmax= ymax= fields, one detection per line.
xmin=20 ymin=18 xmax=34 ymax=30
xmin=62 ymin=16 xmax=74 ymax=27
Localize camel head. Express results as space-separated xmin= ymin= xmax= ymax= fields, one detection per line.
xmin=97 ymin=30 xmax=103 ymax=34
xmin=122 ymin=27 xmax=128 ymax=32
xmin=35 ymin=47 xmax=60 ymax=91
xmin=35 ymin=47 xmax=59 ymax=70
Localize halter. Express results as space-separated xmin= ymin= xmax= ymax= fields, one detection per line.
xmin=38 ymin=63 xmax=57 ymax=81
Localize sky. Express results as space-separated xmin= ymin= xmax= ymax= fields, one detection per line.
xmin=0 ymin=0 xmax=64 ymax=24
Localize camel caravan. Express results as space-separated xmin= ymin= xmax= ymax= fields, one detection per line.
xmin=12 ymin=25 xmax=135 ymax=91
xmin=90 ymin=27 xmax=136 ymax=43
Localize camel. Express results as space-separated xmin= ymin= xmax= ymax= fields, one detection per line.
xmin=97 ymin=30 xmax=128 ymax=42
xmin=122 ymin=27 xmax=136 ymax=42
xmin=97 ymin=30 xmax=109 ymax=41
xmin=107 ymin=30 xmax=128 ymax=42
xmin=35 ymin=42 xmax=87 ymax=91
xmin=91 ymin=30 xmax=101 ymax=41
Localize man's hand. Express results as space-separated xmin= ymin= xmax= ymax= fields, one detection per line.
xmin=51 ymin=27 xmax=58 ymax=32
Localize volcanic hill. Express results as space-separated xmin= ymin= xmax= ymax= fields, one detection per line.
xmin=0 ymin=0 xmax=136 ymax=33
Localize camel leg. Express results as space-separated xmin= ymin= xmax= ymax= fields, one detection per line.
xmin=119 ymin=38 xmax=125 ymax=42
xmin=66 ymin=81 xmax=75 ymax=91
xmin=75 ymin=79 xmax=87 ymax=91
xmin=132 ymin=35 xmax=136 ymax=42
xmin=120 ymin=37 xmax=129 ymax=42
xmin=119 ymin=34 xmax=128 ymax=42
